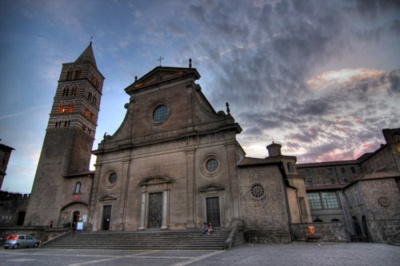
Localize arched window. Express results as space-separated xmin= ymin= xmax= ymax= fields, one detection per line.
xmin=68 ymin=103 xmax=74 ymax=113
xmin=58 ymin=104 xmax=66 ymax=113
xmin=75 ymin=70 xmax=81 ymax=79
xmin=67 ymin=69 xmax=74 ymax=80
xmin=63 ymin=87 xmax=69 ymax=96
xmin=91 ymin=75 xmax=98 ymax=87
xmin=74 ymin=182 xmax=81 ymax=194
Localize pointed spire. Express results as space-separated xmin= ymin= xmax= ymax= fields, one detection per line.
xmin=75 ymin=42 xmax=97 ymax=68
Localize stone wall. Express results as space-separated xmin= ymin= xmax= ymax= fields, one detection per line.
xmin=238 ymin=165 xmax=291 ymax=243
xmin=0 ymin=191 xmax=30 ymax=226
xmin=238 ymin=166 xmax=288 ymax=229
xmin=367 ymin=219 xmax=400 ymax=243
xmin=298 ymin=162 xmax=360 ymax=187
xmin=291 ymin=222 xmax=350 ymax=242
xmin=244 ymin=229 xmax=291 ymax=244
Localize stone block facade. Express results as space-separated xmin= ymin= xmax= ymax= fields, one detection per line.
xmin=298 ymin=128 xmax=400 ymax=244
xmin=0 ymin=143 xmax=14 ymax=190
xmin=0 ymin=191 xmax=29 ymax=226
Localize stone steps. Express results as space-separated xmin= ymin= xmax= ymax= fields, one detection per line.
xmin=45 ymin=229 xmax=231 ymax=250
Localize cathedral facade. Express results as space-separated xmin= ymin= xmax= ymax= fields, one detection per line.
xmin=24 ymin=44 xmax=312 ymax=243
xmin=88 ymin=63 xmax=311 ymax=243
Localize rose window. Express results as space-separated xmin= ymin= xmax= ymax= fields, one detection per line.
xmin=251 ymin=183 xmax=265 ymax=199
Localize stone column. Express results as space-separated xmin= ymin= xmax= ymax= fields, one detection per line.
xmin=226 ymin=143 xmax=243 ymax=226
xmin=138 ymin=191 xmax=146 ymax=230
xmin=185 ymin=148 xmax=196 ymax=228
xmin=88 ymin=162 xmax=103 ymax=231
xmin=120 ymin=159 xmax=131 ymax=231
xmin=161 ymin=190 xmax=168 ymax=230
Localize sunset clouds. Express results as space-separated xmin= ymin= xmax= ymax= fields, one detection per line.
xmin=0 ymin=0 xmax=399 ymax=192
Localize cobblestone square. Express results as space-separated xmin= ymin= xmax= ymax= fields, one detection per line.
xmin=0 ymin=243 xmax=399 ymax=266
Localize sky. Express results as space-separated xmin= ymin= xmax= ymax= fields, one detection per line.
xmin=0 ymin=0 xmax=399 ymax=194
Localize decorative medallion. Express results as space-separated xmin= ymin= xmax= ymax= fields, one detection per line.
xmin=378 ymin=196 xmax=390 ymax=207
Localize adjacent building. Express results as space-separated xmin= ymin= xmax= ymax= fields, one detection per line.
xmin=0 ymin=142 xmax=14 ymax=190
xmin=298 ymin=128 xmax=400 ymax=243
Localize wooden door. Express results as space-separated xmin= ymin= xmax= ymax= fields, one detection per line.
xmin=206 ymin=197 xmax=221 ymax=227
xmin=148 ymin=192 xmax=163 ymax=228
xmin=102 ymin=205 xmax=111 ymax=230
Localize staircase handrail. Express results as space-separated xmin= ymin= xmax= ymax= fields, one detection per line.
xmin=225 ymin=226 xmax=237 ymax=250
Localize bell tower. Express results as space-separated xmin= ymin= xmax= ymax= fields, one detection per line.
xmin=24 ymin=42 xmax=104 ymax=226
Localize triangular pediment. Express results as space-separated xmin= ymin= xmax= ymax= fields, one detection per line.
xmin=140 ymin=175 xmax=172 ymax=186
xmin=199 ymin=184 xmax=225 ymax=192
xmin=99 ymin=195 xmax=118 ymax=202
xmin=125 ymin=66 xmax=200 ymax=93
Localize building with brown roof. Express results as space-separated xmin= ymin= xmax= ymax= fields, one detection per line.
xmin=297 ymin=128 xmax=400 ymax=244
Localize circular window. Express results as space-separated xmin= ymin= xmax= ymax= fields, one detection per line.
xmin=108 ymin=173 xmax=117 ymax=184
xmin=206 ymin=159 xmax=218 ymax=172
xmin=153 ymin=105 xmax=169 ymax=123
xmin=251 ymin=183 xmax=265 ymax=200
xmin=200 ymin=154 xmax=222 ymax=177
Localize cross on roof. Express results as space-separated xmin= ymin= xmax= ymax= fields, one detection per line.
xmin=158 ymin=56 xmax=164 ymax=66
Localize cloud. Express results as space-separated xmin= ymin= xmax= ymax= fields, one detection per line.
xmin=2 ymin=0 xmax=399 ymax=193
xmin=175 ymin=1 xmax=399 ymax=163
xmin=0 ymin=105 xmax=48 ymax=120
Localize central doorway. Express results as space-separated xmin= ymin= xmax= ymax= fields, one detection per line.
xmin=148 ymin=192 xmax=163 ymax=228
xmin=206 ymin=197 xmax=221 ymax=227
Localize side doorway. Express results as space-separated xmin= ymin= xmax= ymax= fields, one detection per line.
xmin=72 ymin=211 xmax=80 ymax=231
xmin=102 ymin=205 xmax=112 ymax=230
